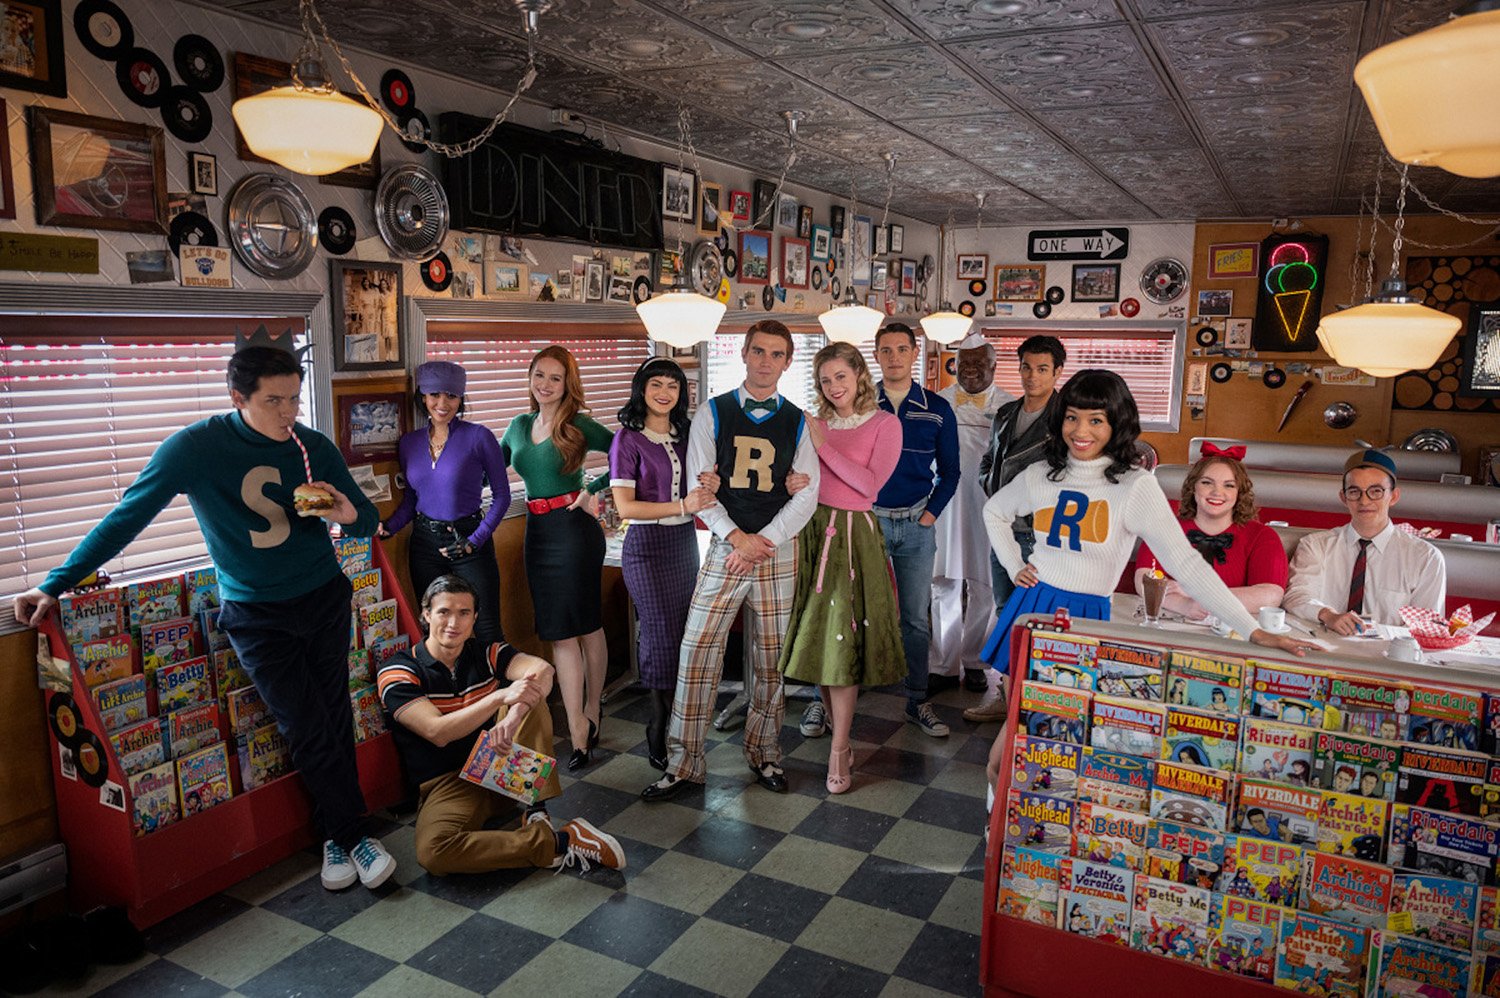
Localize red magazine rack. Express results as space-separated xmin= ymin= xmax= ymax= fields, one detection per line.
xmin=978 ymin=616 xmax=1497 ymax=998
xmin=38 ymin=540 xmax=416 ymax=928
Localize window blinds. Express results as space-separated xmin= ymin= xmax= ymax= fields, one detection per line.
xmin=987 ymin=329 xmax=1180 ymax=426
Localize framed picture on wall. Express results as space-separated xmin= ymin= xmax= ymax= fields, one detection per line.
xmin=829 ymin=205 xmax=846 ymax=239
xmin=1197 ymin=288 xmax=1233 ymax=317
xmin=1225 ymin=317 xmax=1253 ymax=349
xmin=899 ymin=258 xmax=916 ymax=296
xmin=662 ymin=166 xmax=695 ymax=222
xmin=330 ymin=260 xmax=403 ymax=372
xmin=781 ymin=236 xmax=810 ymax=289
xmin=1460 ymin=300 xmax=1500 ymax=397
xmin=738 ymin=230 xmax=772 ymax=285
xmin=957 ymin=254 xmax=988 ymax=280
xmin=189 ymin=151 xmax=218 ymax=196
xmin=889 ymin=224 xmax=904 ymax=254
xmin=1208 ymin=242 xmax=1260 ymax=279
xmin=728 ymin=189 xmax=751 ymax=222
xmin=698 ymin=181 xmax=722 ymax=237
xmin=28 ymin=107 xmax=167 ymax=233
xmin=993 ymin=264 xmax=1045 ymax=302
xmin=0 ymin=0 xmax=66 ymax=96
xmin=338 ymin=391 xmax=408 ymax=465
xmin=810 ymin=224 xmax=832 ymax=261
xmin=751 ymin=178 xmax=776 ymax=228
xmin=1071 ymin=263 xmax=1120 ymax=302
xmin=0 ymin=98 xmax=14 ymax=221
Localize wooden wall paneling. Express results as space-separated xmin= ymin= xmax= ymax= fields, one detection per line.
xmin=0 ymin=630 xmax=59 ymax=861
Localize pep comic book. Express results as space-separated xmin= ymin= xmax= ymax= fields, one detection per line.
xmin=1209 ymin=894 xmax=1283 ymax=982
xmin=1145 ymin=820 xmax=1225 ymax=889
xmin=1011 ymin=735 xmax=1080 ymax=798
xmin=1073 ymin=800 xmax=1147 ymax=871
xmin=1317 ymin=790 xmax=1391 ymax=861
xmin=1300 ymin=851 xmax=1394 ymax=930
xmin=1094 ymin=640 xmax=1165 ymax=701
xmin=1315 ymin=730 xmax=1401 ymax=801
xmin=1077 ymin=748 xmax=1153 ymax=813
xmin=1221 ymin=834 xmax=1303 ymax=908
xmin=1059 ymin=857 xmax=1133 ymax=946
xmin=1151 ymin=760 xmax=1232 ymax=831
xmin=1165 ymin=649 xmax=1245 ymax=715
xmin=1274 ymin=911 xmax=1370 ymax=998
xmin=1391 ymin=872 xmax=1478 ymax=950
xmin=1236 ymin=778 xmax=1320 ymax=846
xmin=1090 ymin=695 xmax=1166 ymax=757
xmin=140 ymin=615 xmax=198 ymax=675
xmin=996 ymin=845 xmax=1062 ymax=926
xmin=1161 ymin=705 xmax=1240 ymax=771
xmin=1240 ymin=717 xmax=1316 ymax=787
xmin=1004 ymin=789 xmax=1075 ymax=854
xmin=1129 ymin=876 xmax=1211 ymax=964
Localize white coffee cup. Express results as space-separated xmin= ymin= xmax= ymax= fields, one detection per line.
xmin=1451 ymin=534 xmax=1474 ymax=543
xmin=1387 ymin=635 xmax=1423 ymax=662
xmin=1258 ymin=606 xmax=1286 ymax=632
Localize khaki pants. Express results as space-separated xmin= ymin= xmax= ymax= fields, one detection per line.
xmin=414 ymin=703 xmax=563 ymax=875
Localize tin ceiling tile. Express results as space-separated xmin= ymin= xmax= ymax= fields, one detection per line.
xmin=784 ymin=48 xmax=998 ymax=120
xmin=892 ymin=0 xmax=1122 ymax=40
xmin=949 ymin=25 xmax=1169 ymax=110
xmin=644 ymin=0 xmax=920 ymax=56
xmin=1035 ymin=102 xmax=1196 ymax=154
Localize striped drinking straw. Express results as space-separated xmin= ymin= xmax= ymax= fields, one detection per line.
xmin=289 ymin=429 xmax=313 ymax=484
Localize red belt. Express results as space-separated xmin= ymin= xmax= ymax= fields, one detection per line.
xmin=526 ymin=491 xmax=580 ymax=515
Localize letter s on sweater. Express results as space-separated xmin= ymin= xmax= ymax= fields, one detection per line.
xmin=242 ymin=466 xmax=290 ymax=548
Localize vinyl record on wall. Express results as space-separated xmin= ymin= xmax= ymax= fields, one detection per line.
xmin=173 ymin=34 xmax=225 ymax=92
xmin=1045 ymin=285 xmax=1065 ymax=305
xmin=762 ymin=285 xmax=774 ymax=311
xmin=1210 ymin=362 xmax=1233 ymax=383
xmin=161 ymin=85 xmax=213 ymax=143
xmin=399 ymin=109 xmax=431 ymax=154
xmin=48 ymin=693 xmax=83 ymax=747
xmin=633 ymin=276 xmax=652 ymax=304
xmin=318 ymin=206 xmax=356 ymax=255
xmin=958 ymin=301 xmax=975 ymax=317
xmin=75 ymin=0 xmax=133 ymax=61
xmin=1120 ymin=297 xmax=1140 ymax=317
xmin=381 ymin=68 xmax=416 ymax=115
xmin=1033 ymin=301 xmax=1051 ymax=319
xmin=811 ymin=266 xmax=822 ymax=290
xmin=830 ymin=276 xmax=841 ymax=299
xmin=1263 ymin=366 xmax=1287 ymax=389
xmin=168 ymin=210 xmax=218 ymax=255
xmin=968 ymin=279 xmax=986 ymax=297
xmin=1195 ymin=326 xmax=1218 ymax=347
xmin=116 ymin=47 xmax=170 ymax=108
xmin=722 ymin=248 xmax=738 ymax=278
xmin=420 ymin=251 xmax=452 ymax=292
xmin=75 ymin=730 xmax=109 ymax=787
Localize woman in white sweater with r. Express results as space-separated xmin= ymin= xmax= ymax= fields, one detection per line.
xmin=977 ymin=370 xmax=1317 ymax=799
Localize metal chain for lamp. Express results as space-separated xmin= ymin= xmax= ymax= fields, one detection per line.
xmin=878 ymin=152 xmax=896 ymax=232
xmin=300 ymin=0 xmax=537 ymax=158
xmin=751 ymin=113 xmax=802 ymax=230
xmin=1389 ymin=162 xmax=1409 ymax=282
xmin=975 ymin=190 xmax=986 ymax=232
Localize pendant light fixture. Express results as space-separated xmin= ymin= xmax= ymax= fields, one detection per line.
xmin=232 ymin=0 xmax=544 ymax=175
xmin=1315 ymin=164 xmax=1462 ymax=378
xmin=920 ymin=205 xmax=975 ymax=346
xmin=818 ymin=155 xmax=893 ymax=344
xmin=635 ymin=105 xmax=727 ymax=347
xmin=1354 ymin=1 xmax=1500 ymax=179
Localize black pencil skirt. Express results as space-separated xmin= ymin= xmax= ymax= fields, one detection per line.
xmin=523 ymin=505 xmax=605 ymax=641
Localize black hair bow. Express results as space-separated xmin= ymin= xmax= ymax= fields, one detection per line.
xmin=1186 ymin=529 xmax=1234 ymax=565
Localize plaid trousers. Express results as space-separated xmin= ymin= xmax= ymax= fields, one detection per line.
xmin=666 ymin=535 xmax=797 ymax=783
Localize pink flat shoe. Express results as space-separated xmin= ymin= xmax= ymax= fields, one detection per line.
xmin=826 ymin=746 xmax=853 ymax=795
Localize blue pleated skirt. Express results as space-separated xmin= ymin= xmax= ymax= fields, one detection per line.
xmin=979 ymin=581 xmax=1111 ymax=674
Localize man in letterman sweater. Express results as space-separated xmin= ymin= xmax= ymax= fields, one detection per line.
xmin=13 ymin=346 xmax=396 ymax=893
xmin=642 ymin=321 xmax=819 ymax=801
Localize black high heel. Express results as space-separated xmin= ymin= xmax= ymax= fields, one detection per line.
xmin=587 ymin=718 xmax=599 ymax=751
xmin=568 ymin=747 xmax=590 ymax=771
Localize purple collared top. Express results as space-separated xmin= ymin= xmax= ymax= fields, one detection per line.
xmin=384 ymin=419 xmax=511 ymax=546
xmin=609 ymin=427 xmax=691 ymax=523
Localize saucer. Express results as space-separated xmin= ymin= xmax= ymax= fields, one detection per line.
xmin=1258 ymin=623 xmax=1291 ymax=635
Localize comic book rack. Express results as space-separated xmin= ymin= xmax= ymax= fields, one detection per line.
xmin=37 ymin=540 xmax=416 ymax=928
xmin=978 ymin=615 xmax=1500 ymax=998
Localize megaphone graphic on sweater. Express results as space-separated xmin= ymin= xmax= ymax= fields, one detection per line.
xmin=1033 ymin=491 xmax=1110 ymax=550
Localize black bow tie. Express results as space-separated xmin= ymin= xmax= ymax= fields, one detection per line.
xmin=1186 ymin=529 xmax=1234 ymax=565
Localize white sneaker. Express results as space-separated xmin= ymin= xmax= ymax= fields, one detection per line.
xmin=321 ymin=840 xmax=357 ymax=891
xmin=349 ymin=836 xmax=396 ymax=889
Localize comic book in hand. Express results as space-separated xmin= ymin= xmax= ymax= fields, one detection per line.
xmin=1367 ymin=930 xmax=1472 ymax=998
xmin=1240 ymin=717 xmax=1317 ymax=788
xmin=125 ymin=576 xmax=184 ymax=634
xmin=1090 ymin=694 xmax=1166 ymax=757
xmin=236 ymin=720 xmax=291 ymax=790
xmin=349 ymin=683 xmax=385 ymax=743
xmin=1094 ymin=640 xmax=1165 ymax=701
xmin=60 ymin=588 xmax=124 ymax=645
xmin=93 ymin=674 xmax=148 ymax=732
xmin=1058 ymin=856 xmax=1133 ymax=946
xmin=1165 ymin=649 xmax=1246 ymax=714
xmin=166 ymin=701 xmax=221 ymax=759
xmin=1072 ymin=799 xmax=1147 ymax=871
xmin=186 ymin=567 xmax=219 ymax=617
xmin=996 ymin=845 xmax=1062 ymax=926
xmin=1246 ymin=660 xmax=1329 ymax=727
xmin=1145 ymin=820 xmax=1225 ymax=889
xmin=1026 ymin=632 xmax=1098 ymax=689
xmin=1220 ymin=834 xmax=1303 ymax=908
xmin=110 ymin=717 xmax=164 ymax=775
xmin=1399 ymin=806 xmax=1500 ymax=885
xmin=73 ymin=633 xmax=133 ymax=689
xmin=1129 ymin=875 xmax=1211 ymax=964
xmin=333 ymin=535 xmax=372 ymax=576
xmin=1407 ymin=682 xmax=1483 ymax=751
xmin=140 ymin=615 xmax=198 ymax=675
xmin=226 ymin=684 xmax=270 ymax=735
xmin=358 ymin=599 xmax=399 ymax=649
xmin=1301 ymin=850 xmax=1394 ymax=930
xmin=176 ymin=741 xmax=232 ymax=816
xmin=1235 ymin=778 xmax=1320 ymax=846
xmin=1208 ymin=894 xmax=1284 ymax=982
xmin=458 ymin=728 xmax=557 ymax=806
xmin=348 ymin=568 xmax=383 ymax=611
xmin=1315 ymin=730 xmax=1401 ymax=801
xmin=1019 ymin=681 xmax=1091 ymax=745
xmin=1161 ymin=705 xmax=1239 ymax=771
xmin=1003 ymin=788 xmax=1075 ymax=854
xmin=1317 ymin=790 xmax=1391 ymax=861
xmin=127 ymin=760 xmax=179 ymax=836
xmin=1391 ymin=872 xmax=1478 ymax=950
xmin=1150 ymin=760 xmax=1233 ymax=831
xmin=1397 ymin=743 xmax=1488 ymax=817
xmin=1077 ymin=748 xmax=1153 ymax=814
xmin=1274 ymin=911 xmax=1370 ymax=998
xmin=156 ymin=655 xmax=213 ymax=714
xmin=1011 ymin=734 xmax=1080 ymax=798
xmin=1325 ymin=674 xmax=1411 ymax=740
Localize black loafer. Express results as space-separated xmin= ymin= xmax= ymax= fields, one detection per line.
xmin=750 ymin=763 xmax=788 ymax=794
xmin=641 ymin=775 xmax=688 ymax=801
xmin=963 ymin=669 xmax=989 ymax=693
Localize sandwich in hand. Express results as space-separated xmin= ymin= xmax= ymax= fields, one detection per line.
xmin=293 ymin=483 xmax=336 ymax=517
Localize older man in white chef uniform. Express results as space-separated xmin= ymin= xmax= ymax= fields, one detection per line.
xmin=930 ymin=331 xmax=1012 ymax=694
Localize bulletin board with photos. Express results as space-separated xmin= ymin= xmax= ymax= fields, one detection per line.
xmin=982 ymin=615 xmax=1500 ymax=998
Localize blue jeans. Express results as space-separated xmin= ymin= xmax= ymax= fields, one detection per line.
xmin=990 ymin=530 xmax=1037 ymax=611
xmin=876 ymin=513 xmax=938 ymax=707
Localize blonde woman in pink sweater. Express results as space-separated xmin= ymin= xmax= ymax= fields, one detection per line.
xmin=778 ymin=342 xmax=905 ymax=794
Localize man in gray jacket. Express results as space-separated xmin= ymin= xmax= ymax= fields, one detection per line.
xmin=966 ymin=335 xmax=1065 ymax=722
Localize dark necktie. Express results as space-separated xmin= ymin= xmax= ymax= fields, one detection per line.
xmin=1348 ymin=538 xmax=1372 ymax=614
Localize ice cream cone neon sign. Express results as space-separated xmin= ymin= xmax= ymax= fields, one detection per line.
xmin=1263 ymin=243 xmax=1320 ymax=342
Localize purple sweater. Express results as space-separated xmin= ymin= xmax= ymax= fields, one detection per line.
xmin=384 ymin=419 xmax=511 ymax=546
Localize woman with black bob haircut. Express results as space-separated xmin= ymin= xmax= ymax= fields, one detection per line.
xmin=975 ymin=370 xmax=1317 ymax=811
xmin=609 ymin=358 xmax=718 ymax=770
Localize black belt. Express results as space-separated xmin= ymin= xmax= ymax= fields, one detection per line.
xmin=416 ymin=511 xmax=483 ymax=538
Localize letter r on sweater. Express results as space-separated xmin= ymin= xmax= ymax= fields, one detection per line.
xmin=729 ymin=436 xmax=775 ymax=492
xmin=1035 ymin=490 xmax=1108 ymax=551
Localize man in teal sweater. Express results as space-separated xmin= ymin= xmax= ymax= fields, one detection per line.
xmin=13 ymin=347 xmax=396 ymax=892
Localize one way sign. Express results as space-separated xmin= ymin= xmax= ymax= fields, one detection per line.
xmin=1027 ymin=227 xmax=1130 ymax=261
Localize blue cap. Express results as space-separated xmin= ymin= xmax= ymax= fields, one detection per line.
xmin=415 ymin=361 xmax=465 ymax=396
xmin=1344 ymin=448 xmax=1398 ymax=483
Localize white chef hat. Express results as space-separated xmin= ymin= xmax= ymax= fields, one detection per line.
xmin=957 ymin=331 xmax=991 ymax=351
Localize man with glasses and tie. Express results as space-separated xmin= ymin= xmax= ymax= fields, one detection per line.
xmin=1283 ymin=449 xmax=1446 ymax=634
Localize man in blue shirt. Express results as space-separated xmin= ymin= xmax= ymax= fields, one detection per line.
xmin=801 ymin=322 xmax=960 ymax=739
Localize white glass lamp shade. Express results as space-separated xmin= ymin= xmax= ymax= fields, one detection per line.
xmin=920 ymin=310 xmax=972 ymax=345
xmin=1354 ymin=7 xmax=1500 ymax=178
xmin=636 ymin=290 xmax=726 ymax=348
xmin=818 ymin=300 xmax=884 ymax=344
xmin=231 ymin=86 xmax=384 ymax=176
xmin=1315 ymin=300 xmax=1462 ymax=378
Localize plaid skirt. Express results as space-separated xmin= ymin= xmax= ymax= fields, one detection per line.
xmin=620 ymin=521 xmax=699 ymax=690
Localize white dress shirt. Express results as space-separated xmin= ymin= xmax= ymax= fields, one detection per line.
xmin=934 ymin=383 xmax=1011 ymax=581
xmin=1283 ymin=522 xmax=1447 ymax=625
xmin=686 ymin=385 xmax=820 ymax=549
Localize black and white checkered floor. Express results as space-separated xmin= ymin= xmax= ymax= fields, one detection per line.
xmin=45 ymin=682 xmax=996 ymax=997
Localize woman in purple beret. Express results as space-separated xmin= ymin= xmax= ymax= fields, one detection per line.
xmin=609 ymin=359 xmax=718 ymax=771
xmin=381 ymin=361 xmax=509 ymax=645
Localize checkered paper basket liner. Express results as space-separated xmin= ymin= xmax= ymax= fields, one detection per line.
xmin=1398 ymin=604 xmax=1496 ymax=649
